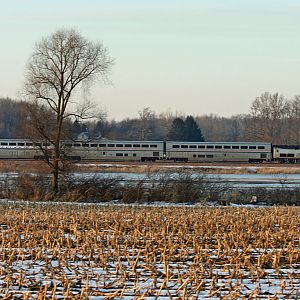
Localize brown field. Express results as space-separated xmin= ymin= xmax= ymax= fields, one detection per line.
xmin=0 ymin=203 xmax=299 ymax=299
xmin=0 ymin=160 xmax=300 ymax=174
xmin=0 ymin=161 xmax=49 ymax=174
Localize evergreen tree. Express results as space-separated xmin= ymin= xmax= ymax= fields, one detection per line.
xmin=167 ymin=118 xmax=186 ymax=141
xmin=72 ymin=120 xmax=82 ymax=137
xmin=184 ymin=116 xmax=205 ymax=142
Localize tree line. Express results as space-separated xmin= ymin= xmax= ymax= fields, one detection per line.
xmin=1 ymin=91 xmax=299 ymax=144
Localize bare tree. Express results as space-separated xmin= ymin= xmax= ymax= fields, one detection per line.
xmin=285 ymin=96 xmax=300 ymax=144
xmin=24 ymin=29 xmax=113 ymax=196
xmin=249 ymin=92 xmax=287 ymax=143
xmin=138 ymin=107 xmax=156 ymax=140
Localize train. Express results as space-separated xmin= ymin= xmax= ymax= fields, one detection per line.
xmin=0 ymin=139 xmax=299 ymax=163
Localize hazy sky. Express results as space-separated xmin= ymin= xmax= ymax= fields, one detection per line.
xmin=1 ymin=0 xmax=300 ymax=120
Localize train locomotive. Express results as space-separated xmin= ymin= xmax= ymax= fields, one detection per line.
xmin=272 ymin=145 xmax=300 ymax=163
xmin=0 ymin=139 xmax=299 ymax=163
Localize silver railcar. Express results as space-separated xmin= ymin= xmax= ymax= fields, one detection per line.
xmin=165 ymin=141 xmax=272 ymax=162
xmin=273 ymin=145 xmax=300 ymax=163
xmin=0 ymin=139 xmax=44 ymax=159
xmin=0 ymin=139 xmax=165 ymax=162
xmin=68 ymin=140 xmax=164 ymax=161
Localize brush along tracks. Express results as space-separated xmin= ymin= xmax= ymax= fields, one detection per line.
xmin=1 ymin=160 xmax=300 ymax=174
xmin=0 ymin=204 xmax=299 ymax=299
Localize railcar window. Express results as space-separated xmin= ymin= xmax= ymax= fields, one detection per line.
xmin=189 ymin=145 xmax=197 ymax=149
xmin=99 ymin=144 xmax=106 ymax=147
xmin=287 ymin=154 xmax=295 ymax=157
xmin=280 ymin=154 xmax=287 ymax=157
xmin=249 ymin=146 xmax=256 ymax=149
xmin=206 ymin=155 xmax=214 ymax=158
xmin=102 ymin=152 xmax=106 ymax=155
xmin=258 ymin=146 xmax=265 ymax=150
xmin=108 ymin=144 xmax=115 ymax=147
xmin=124 ymin=153 xmax=128 ymax=157
xmin=207 ymin=145 xmax=214 ymax=149
xmin=133 ymin=144 xmax=141 ymax=148
xmin=198 ymin=154 xmax=205 ymax=158
xmin=116 ymin=153 xmax=123 ymax=156
xmin=125 ymin=144 xmax=132 ymax=147
xmin=150 ymin=144 xmax=157 ymax=148
xmin=9 ymin=143 xmax=17 ymax=146
xmin=232 ymin=146 xmax=239 ymax=149
xmin=26 ymin=143 xmax=33 ymax=146
xmin=241 ymin=146 xmax=248 ymax=149
xmin=116 ymin=144 xmax=123 ymax=147
xmin=74 ymin=143 xmax=81 ymax=147
xmin=1 ymin=142 xmax=8 ymax=146
xmin=172 ymin=145 xmax=180 ymax=148
xmin=133 ymin=153 xmax=137 ymax=156
xmin=142 ymin=144 xmax=149 ymax=148
xmin=224 ymin=146 xmax=231 ymax=149
xmin=18 ymin=143 xmax=25 ymax=146
xmin=181 ymin=145 xmax=188 ymax=148
xmin=215 ymin=145 xmax=222 ymax=149
xmin=193 ymin=154 xmax=197 ymax=158
xmin=35 ymin=143 xmax=42 ymax=147
xmin=82 ymin=144 xmax=89 ymax=147
xmin=198 ymin=145 xmax=205 ymax=149
xmin=90 ymin=144 xmax=98 ymax=147
xmin=64 ymin=143 xmax=72 ymax=147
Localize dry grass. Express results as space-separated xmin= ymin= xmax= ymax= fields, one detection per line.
xmin=0 ymin=172 xmax=226 ymax=203
xmin=73 ymin=162 xmax=300 ymax=175
xmin=0 ymin=204 xmax=299 ymax=298
xmin=0 ymin=160 xmax=300 ymax=174
xmin=0 ymin=160 xmax=49 ymax=173
xmin=255 ymin=166 xmax=300 ymax=174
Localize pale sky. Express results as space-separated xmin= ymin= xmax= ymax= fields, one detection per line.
xmin=1 ymin=0 xmax=300 ymax=120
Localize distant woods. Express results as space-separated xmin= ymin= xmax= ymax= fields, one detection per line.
xmin=0 ymin=98 xmax=28 ymax=138
xmin=1 ymin=91 xmax=300 ymax=144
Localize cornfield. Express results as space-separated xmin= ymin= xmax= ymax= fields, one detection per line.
xmin=0 ymin=203 xmax=299 ymax=299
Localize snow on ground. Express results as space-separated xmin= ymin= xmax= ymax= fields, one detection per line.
xmin=0 ymin=202 xmax=299 ymax=298
xmin=0 ymin=250 xmax=299 ymax=298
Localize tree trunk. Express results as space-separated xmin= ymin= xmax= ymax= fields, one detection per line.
xmin=51 ymin=163 xmax=59 ymax=196
xmin=50 ymin=119 xmax=62 ymax=197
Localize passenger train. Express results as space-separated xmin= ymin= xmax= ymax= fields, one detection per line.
xmin=0 ymin=139 xmax=299 ymax=163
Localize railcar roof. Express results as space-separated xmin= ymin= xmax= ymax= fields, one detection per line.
xmin=0 ymin=139 xmax=276 ymax=145
xmin=167 ymin=141 xmax=272 ymax=145
xmin=273 ymin=145 xmax=300 ymax=149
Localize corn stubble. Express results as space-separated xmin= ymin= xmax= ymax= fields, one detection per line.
xmin=0 ymin=204 xmax=299 ymax=299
